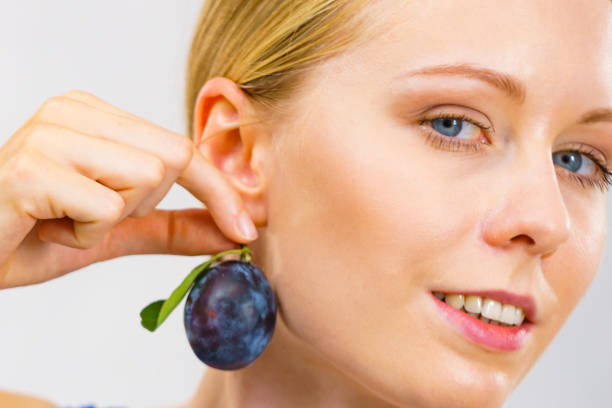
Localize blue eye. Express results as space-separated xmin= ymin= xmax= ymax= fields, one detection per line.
xmin=431 ymin=117 xmax=479 ymax=139
xmin=552 ymin=150 xmax=596 ymax=176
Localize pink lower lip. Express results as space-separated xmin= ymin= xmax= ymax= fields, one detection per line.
xmin=431 ymin=292 xmax=533 ymax=351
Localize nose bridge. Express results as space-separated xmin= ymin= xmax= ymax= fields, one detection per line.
xmin=481 ymin=141 xmax=572 ymax=257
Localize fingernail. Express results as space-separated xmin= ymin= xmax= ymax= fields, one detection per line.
xmin=236 ymin=211 xmax=258 ymax=240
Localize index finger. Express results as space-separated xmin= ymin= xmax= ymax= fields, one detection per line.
xmin=177 ymin=144 xmax=258 ymax=244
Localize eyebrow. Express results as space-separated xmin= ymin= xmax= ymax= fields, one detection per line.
xmin=397 ymin=63 xmax=612 ymax=125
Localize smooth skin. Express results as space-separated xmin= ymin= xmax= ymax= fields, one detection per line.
xmin=0 ymin=90 xmax=259 ymax=289
xmin=3 ymin=0 xmax=612 ymax=407
xmin=186 ymin=0 xmax=612 ymax=408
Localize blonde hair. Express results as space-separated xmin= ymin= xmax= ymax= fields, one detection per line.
xmin=184 ymin=0 xmax=374 ymax=139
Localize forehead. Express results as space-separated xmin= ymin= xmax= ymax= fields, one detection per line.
xmin=358 ymin=0 xmax=612 ymax=61
xmin=303 ymin=0 xmax=612 ymax=104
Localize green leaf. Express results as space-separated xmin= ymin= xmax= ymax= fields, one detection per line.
xmin=140 ymin=300 xmax=165 ymax=331
xmin=139 ymin=258 xmax=214 ymax=332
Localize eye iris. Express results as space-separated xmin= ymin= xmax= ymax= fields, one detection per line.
xmin=432 ymin=117 xmax=462 ymax=137
xmin=553 ymin=151 xmax=582 ymax=172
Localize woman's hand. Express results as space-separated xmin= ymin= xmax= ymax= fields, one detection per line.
xmin=0 ymin=90 xmax=257 ymax=289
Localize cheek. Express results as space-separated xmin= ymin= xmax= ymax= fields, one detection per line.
xmin=265 ymin=120 xmax=515 ymax=406
xmin=264 ymin=111 xmax=483 ymax=349
xmin=544 ymin=197 xmax=607 ymax=321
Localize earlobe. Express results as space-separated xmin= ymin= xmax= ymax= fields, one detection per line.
xmin=192 ymin=77 xmax=268 ymax=227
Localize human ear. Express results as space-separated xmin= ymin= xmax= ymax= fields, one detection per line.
xmin=192 ymin=76 xmax=267 ymax=227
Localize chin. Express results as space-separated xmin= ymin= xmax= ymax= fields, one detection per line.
xmin=367 ymin=368 xmax=512 ymax=408
xmin=325 ymin=336 xmax=516 ymax=408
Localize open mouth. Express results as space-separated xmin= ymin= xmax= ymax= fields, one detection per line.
xmin=431 ymin=291 xmax=531 ymax=326
xmin=429 ymin=291 xmax=534 ymax=352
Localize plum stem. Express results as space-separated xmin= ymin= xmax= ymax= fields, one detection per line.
xmin=239 ymin=244 xmax=252 ymax=263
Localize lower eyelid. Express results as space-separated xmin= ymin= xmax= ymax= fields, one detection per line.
xmin=421 ymin=129 xmax=485 ymax=153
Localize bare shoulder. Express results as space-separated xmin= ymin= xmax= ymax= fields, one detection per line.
xmin=0 ymin=390 xmax=58 ymax=408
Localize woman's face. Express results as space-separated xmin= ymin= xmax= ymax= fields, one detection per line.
xmin=240 ymin=0 xmax=612 ymax=406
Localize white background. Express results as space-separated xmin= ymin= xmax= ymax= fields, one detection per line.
xmin=0 ymin=1 xmax=610 ymax=407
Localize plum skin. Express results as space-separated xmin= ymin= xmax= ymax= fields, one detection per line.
xmin=183 ymin=259 xmax=277 ymax=370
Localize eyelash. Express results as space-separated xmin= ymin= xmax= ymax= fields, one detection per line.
xmin=418 ymin=112 xmax=612 ymax=194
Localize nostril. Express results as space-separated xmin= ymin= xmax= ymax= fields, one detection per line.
xmin=510 ymin=234 xmax=535 ymax=245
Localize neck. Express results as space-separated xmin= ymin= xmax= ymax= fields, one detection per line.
xmin=185 ymin=309 xmax=396 ymax=408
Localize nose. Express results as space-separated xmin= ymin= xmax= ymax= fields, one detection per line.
xmin=480 ymin=153 xmax=572 ymax=258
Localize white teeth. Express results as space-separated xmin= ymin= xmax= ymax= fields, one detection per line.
xmin=514 ymin=307 xmax=525 ymax=326
xmin=481 ymin=298 xmax=502 ymax=321
xmin=445 ymin=294 xmax=464 ymax=309
xmin=464 ymin=295 xmax=482 ymax=314
xmin=434 ymin=291 xmax=526 ymax=326
xmin=500 ymin=304 xmax=517 ymax=325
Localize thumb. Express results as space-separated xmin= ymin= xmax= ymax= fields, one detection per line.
xmin=98 ymin=208 xmax=242 ymax=261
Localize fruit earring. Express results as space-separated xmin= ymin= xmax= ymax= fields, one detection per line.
xmin=140 ymin=244 xmax=277 ymax=370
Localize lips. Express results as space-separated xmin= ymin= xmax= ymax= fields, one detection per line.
xmin=430 ymin=292 xmax=534 ymax=351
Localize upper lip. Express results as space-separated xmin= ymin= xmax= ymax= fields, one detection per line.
xmin=433 ymin=289 xmax=538 ymax=324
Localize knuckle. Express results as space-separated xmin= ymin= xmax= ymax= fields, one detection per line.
xmin=21 ymin=122 xmax=53 ymax=149
xmin=6 ymin=151 xmax=36 ymax=183
xmin=26 ymin=121 xmax=53 ymax=135
xmin=172 ymin=137 xmax=194 ymax=169
xmin=104 ymin=193 xmax=126 ymax=220
xmin=1 ymin=152 xmax=39 ymax=212
xmin=37 ymin=96 xmax=67 ymax=118
xmin=144 ymin=157 xmax=166 ymax=187
xmin=62 ymin=89 xmax=90 ymax=99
